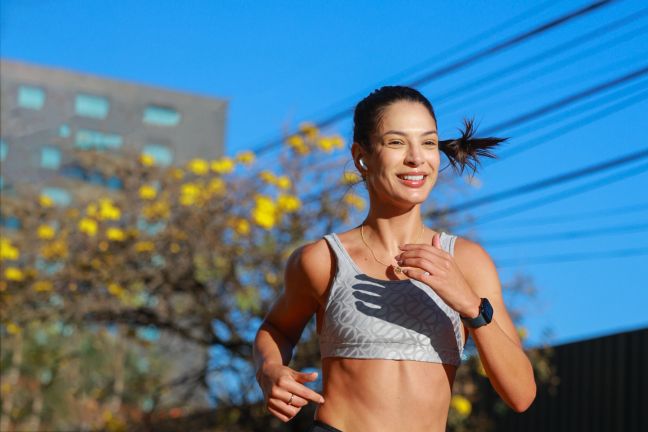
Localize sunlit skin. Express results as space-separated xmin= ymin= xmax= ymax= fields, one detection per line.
xmin=254 ymin=101 xmax=536 ymax=431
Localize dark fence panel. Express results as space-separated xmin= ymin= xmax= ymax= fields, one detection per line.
xmin=487 ymin=327 xmax=647 ymax=432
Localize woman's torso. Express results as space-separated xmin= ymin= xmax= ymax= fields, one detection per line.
xmin=310 ymin=228 xmax=467 ymax=432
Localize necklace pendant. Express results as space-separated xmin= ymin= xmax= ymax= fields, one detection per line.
xmin=394 ymin=266 xmax=402 ymax=274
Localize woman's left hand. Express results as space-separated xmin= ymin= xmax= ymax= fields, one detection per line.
xmin=396 ymin=233 xmax=481 ymax=317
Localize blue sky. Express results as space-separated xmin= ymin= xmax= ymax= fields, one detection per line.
xmin=2 ymin=0 xmax=647 ymax=349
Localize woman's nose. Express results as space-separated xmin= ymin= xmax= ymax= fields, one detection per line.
xmin=405 ymin=146 xmax=424 ymax=165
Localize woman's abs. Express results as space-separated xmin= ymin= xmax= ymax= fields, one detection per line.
xmin=315 ymin=357 xmax=457 ymax=432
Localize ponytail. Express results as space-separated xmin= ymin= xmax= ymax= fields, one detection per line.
xmin=439 ymin=118 xmax=507 ymax=175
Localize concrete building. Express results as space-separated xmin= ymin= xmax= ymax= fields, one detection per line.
xmin=0 ymin=59 xmax=227 ymax=204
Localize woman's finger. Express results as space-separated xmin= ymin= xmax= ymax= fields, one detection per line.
xmin=280 ymin=377 xmax=325 ymax=404
xmin=267 ymin=404 xmax=292 ymax=423
xmin=269 ymin=396 xmax=301 ymax=418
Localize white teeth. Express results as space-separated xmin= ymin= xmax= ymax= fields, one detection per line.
xmin=401 ymin=175 xmax=424 ymax=181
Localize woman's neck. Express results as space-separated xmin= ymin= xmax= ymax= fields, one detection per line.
xmin=362 ymin=207 xmax=427 ymax=251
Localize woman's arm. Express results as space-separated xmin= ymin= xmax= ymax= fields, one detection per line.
xmin=253 ymin=240 xmax=331 ymax=422
xmin=454 ymin=238 xmax=537 ymax=412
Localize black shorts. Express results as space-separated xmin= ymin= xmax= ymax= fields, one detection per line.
xmin=307 ymin=419 xmax=343 ymax=432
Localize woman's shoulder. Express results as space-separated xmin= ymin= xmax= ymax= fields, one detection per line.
xmin=284 ymin=235 xmax=336 ymax=296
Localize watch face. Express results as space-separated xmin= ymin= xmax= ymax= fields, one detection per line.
xmin=482 ymin=298 xmax=494 ymax=321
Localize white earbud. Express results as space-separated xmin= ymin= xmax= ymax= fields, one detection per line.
xmin=359 ymin=158 xmax=367 ymax=170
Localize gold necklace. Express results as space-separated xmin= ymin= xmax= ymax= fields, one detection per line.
xmin=360 ymin=223 xmax=425 ymax=274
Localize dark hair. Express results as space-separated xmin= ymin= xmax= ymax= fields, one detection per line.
xmin=352 ymin=85 xmax=506 ymax=175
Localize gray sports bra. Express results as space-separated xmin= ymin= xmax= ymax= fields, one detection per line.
xmin=319 ymin=231 xmax=464 ymax=366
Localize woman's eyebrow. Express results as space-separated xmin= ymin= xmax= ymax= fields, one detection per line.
xmin=382 ymin=130 xmax=438 ymax=137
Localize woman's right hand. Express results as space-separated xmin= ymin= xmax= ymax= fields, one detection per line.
xmin=256 ymin=363 xmax=325 ymax=422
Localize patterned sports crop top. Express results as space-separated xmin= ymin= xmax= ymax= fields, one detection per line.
xmin=318 ymin=231 xmax=465 ymax=366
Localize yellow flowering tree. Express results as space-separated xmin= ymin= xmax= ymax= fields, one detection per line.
xmin=0 ymin=122 xmax=554 ymax=431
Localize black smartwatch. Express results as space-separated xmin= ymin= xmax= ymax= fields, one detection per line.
xmin=460 ymin=298 xmax=493 ymax=328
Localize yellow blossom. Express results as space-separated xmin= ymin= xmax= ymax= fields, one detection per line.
xmin=235 ymin=150 xmax=256 ymax=165
xmin=6 ymin=322 xmax=22 ymax=335
xmin=251 ymin=195 xmax=277 ymax=230
xmin=207 ymin=178 xmax=226 ymax=196
xmin=139 ymin=185 xmax=157 ymax=200
xmin=180 ymin=182 xmax=201 ymax=206
xmin=170 ymin=243 xmax=181 ymax=253
xmin=286 ymin=135 xmax=310 ymax=155
xmin=317 ymin=137 xmax=335 ymax=153
xmin=134 ymin=241 xmax=155 ymax=253
xmin=188 ymin=158 xmax=209 ymax=175
xmin=210 ymin=157 xmax=235 ymax=174
xmin=32 ymin=280 xmax=53 ymax=292
xmin=106 ymin=227 xmax=126 ymax=241
xmin=4 ymin=267 xmax=24 ymax=281
xmin=331 ymin=135 xmax=345 ymax=149
xmin=343 ymin=193 xmax=365 ymax=210
xmin=259 ymin=171 xmax=277 ymax=185
xmin=451 ymin=395 xmax=472 ymax=417
xmin=98 ymin=198 xmax=121 ymax=220
xmin=298 ymin=122 xmax=319 ymax=140
xmin=171 ymin=168 xmax=185 ymax=180
xmin=86 ymin=203 xmax=98 ymax=217
xmin=41 ymin=240 xmax=68 ymax=260
xmin=78 ymin=218 xmax=98 ymax=237
xmin=341 ymin=171 xmax=361 ymax=185
xmin=139 ymin=153 xmax=155 ymax=166
xmin=0 ymin=238 xmax=20 ymax=261
xmin=142 ymin=201 xmax=170 ymax=219
xmin=108 ymin=283 xmax=125 ymax=297
xmin=276 ymin=176 xmax=292 ymax=190
xmin=233 ymin=218 xmax=250 ymax=235
xmin=277 ymin=194 xmax=301 ymax=213
xmin=39 ymin=194 xmax=54 ymax=208
xmin=37 ymin=225 xmax=56 ymax=240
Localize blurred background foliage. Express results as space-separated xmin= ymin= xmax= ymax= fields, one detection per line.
xmin=0 ymin=123 xmax=555 ymax=431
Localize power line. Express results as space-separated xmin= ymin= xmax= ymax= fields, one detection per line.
xmin=464 ymin=201 xmax=648 ymax=229
xmin=494 ymin=86 xmax=648 ymax=161
xmin=461 ymin=160 xmax=648 ymax=225
xmin=480 ymin=64 xmax=648 ymax=135
xmin=478 ymin=222 xmax=648 ymax=247
xmin=441 ymin=23 xmax=648 ymax=117
xmin=435 ymin=7 xmax=648 ymax=108
xmin=252 ymin=0 xmax=616 ymax=156
xmin=426 ymin=147 xmax=648 ymax=218
xmin=494 ymin=247 xmax=648 ymax=267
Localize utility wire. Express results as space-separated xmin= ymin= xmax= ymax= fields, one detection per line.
xmin=461 ymin=159 xmax=648 ymax=225
xmin=442 ymin=24 xmax=648 ymax=116
xmin=494 ymin=247 xmax=648 ymax=267
xmin=495 ymin=86 xmax=648 ymax=161
xmin=480 ymin=64 xmax=648 ymax=135
xmin=478 ymin=222 xmax=648 ymax=247
xmin=251 ymin=0 xmax=616 ymax=156
xmin=435 ymin=7 xmax=648 ymax=107
xmin=426 ymin=147 xmax=648 ymax=218
xmin=463 ymin=201 xmax=648 ymax=229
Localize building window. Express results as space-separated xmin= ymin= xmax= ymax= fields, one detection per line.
xmin=41 ymin=187 xmax=71 ymax=206
xmin=59 ymin=124 xmax=71 ymax=138
xmin=142 ymin=143 xmax=173 ymax=166
xmin=18 ymin=85 xmax=46 ymax=110
xmin=41 ymin=146 xmax=62 ymax=170
xmin=143 ymin=106 xmax=181 ymax=126
xmin=75 ymin=129 xmax=123 ymax=150
xmin=75 ymin=93 xmax=110 ymax=119
xmin=0 ymin=140 xmax=7 ymax=161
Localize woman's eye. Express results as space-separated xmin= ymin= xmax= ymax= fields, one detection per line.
xmin=388 ymin=141 xmax=404 ymax=145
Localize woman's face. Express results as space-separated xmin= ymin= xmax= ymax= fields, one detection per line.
xmin=357 ymin=100 xmax=440 ymax=208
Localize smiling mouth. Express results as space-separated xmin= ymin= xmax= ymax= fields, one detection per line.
xmin=396 ymin=174 xmax=427 ymax=187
